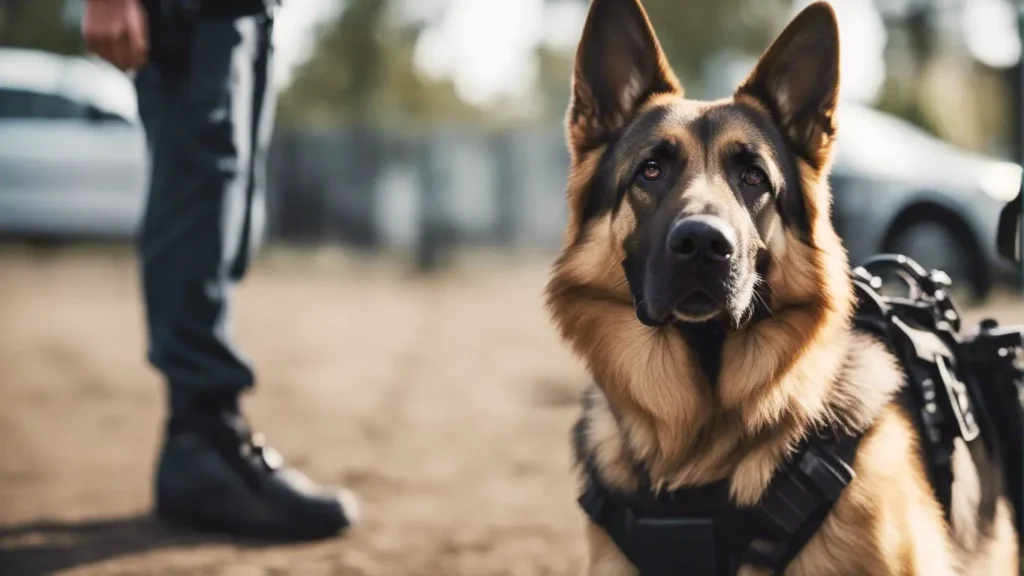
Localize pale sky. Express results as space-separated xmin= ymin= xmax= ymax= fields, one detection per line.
xmin=413 ymin=0 xmax=586 ymax=105
xmin=272 ymin=0 xmax=586 ymax=105
xmin=272 ymin=0 xmax=340 ymax=89
xmin=271 ymin=0 xmax=1022 ymax=106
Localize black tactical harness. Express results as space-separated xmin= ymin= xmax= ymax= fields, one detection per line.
xmin=581 ymin=254 xmax=1023 ymax=575
xmin=579 ymin=427 xmax=861 ymax=576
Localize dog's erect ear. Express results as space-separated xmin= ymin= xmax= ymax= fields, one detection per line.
xmin=567 ymin=0 xmax=681 ymax=155
xmin=737 ymin=2 xmax=840 ymax=168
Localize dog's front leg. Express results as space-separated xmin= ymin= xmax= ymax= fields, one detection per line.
xmin=583 ymin=521 xmax=638 ymax=576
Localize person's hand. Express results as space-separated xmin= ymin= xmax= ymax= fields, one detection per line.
xmin=82 ymin=0 xmax=149 ymax=71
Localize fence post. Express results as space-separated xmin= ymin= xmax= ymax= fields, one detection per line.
xmin=414 ymin=134 xmax=447 ymax=274
xmin=491 ymin=132 xmax=518 ymax=247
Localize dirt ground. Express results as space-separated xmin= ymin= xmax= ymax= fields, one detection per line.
xmin=1 ymin=245 xmax=1022 ymax=576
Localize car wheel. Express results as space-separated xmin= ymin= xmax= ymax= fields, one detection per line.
xmin=885 ymin=220 xmax=981 ymax=303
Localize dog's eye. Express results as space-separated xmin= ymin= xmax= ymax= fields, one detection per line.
xmin=641 ymin=160 xmax=663 ymax=181
xmin=742 ymin=167 xmax=766 ymax=187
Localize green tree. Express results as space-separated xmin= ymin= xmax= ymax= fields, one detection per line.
xmin=873 ymin=1 xmax=1015 ymax=157
xmin=535 ymin=43 xmax=574 ymax=122
xmin=637 ymin=0 xmax=790 ymax=94
xmin=277 ymin=0 xmax=485 ymax=129
xmin=0 ymin=0 xmax=83 ymax=55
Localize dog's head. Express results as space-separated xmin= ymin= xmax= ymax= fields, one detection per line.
xmin=560 ymin=0 xmax=842 ymax=329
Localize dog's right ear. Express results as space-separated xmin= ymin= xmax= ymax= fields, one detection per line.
xmin=567 ymin=0 xmax=681 ymax=156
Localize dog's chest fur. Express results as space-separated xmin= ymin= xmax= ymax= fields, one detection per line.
xmin=573 ymin=328 xmax=900 ymax=500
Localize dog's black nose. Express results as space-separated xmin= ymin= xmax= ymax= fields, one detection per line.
xmin=667 ymin=216 xmax=736 ymax=263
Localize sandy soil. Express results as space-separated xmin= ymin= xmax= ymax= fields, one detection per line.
xmin=0 ymin=245 xmax=1021 ymax=576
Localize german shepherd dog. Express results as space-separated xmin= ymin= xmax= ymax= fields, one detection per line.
xmin=545 ymin=1 xmax=1019 ymax=574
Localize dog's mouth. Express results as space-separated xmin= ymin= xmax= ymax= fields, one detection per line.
xmin=671 ymin=289 xmax=722 ymax=322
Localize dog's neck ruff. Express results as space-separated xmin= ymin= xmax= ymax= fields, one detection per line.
xmin=578 ymin=425 xmax=862 ymax=576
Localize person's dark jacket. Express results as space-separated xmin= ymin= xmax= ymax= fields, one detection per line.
xmin=142 ymin=0 xmax=278 ymax=20
xmin=142 ymin=0 xmax=279 ymax=73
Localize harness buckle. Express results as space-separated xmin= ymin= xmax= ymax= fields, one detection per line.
xmin=578 ymin=480 xmax=720 ymax=576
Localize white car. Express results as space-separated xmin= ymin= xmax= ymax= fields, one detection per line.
xmin=0 ymin=48 xmax=147 ymax=239
xmin=831 ymin=104 xmax=1023 ymax=297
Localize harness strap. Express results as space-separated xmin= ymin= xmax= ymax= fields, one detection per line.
xmin=580 ymin=428 xmax=862 ymax=576
xmin=851 ymin=268 xmax=986 ymax=525
xmin=743 ymin=435 xmax=859 ymax=571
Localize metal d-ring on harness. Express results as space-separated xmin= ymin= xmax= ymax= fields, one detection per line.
xmin=579 ymin=254 xmax=1024 ymax=576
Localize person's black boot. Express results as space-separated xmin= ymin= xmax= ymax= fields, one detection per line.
xmin=155 ymin=404 xmax=359 ymax=540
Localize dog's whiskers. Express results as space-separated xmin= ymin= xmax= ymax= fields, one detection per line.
xmin=754 ymin=291 xmax=774 ymax=321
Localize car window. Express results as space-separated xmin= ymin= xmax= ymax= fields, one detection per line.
xmin=0 ymin=87 xmax=89 ymax=120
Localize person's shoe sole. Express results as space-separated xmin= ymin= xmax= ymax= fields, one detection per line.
xmin=155 ymin=487 xmax=359 ymax=542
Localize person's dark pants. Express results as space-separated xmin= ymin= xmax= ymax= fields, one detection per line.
xmin=135 ymin=12 xmax=275 ymax=416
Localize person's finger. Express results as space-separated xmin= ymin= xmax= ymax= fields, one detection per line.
xmin=125 ymin=0 xmax=149 ymax=69
xmin=109 ymin=27 xmax=132 ymax=70
xmin=82 ymin=3 xmax=115 ymax=64
xmin=88 ymin=31 xmax=118 ymax=67
xmin=82 ymin=19 xmax=106 ymax=60
xmin=84 ymin=15 xmax=122 ymax=68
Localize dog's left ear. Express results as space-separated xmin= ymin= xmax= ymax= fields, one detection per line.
xmin=737 ymin=1 xmax=840 ymax=169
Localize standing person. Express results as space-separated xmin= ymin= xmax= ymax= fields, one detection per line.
xmin=82 ymin=0 xmax=358 ymax=539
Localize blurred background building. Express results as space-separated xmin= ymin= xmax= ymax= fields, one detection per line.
xmin=0 ymin=0 xmax=1021 ymax=294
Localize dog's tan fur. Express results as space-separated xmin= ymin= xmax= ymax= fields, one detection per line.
xmin=546 ymin=1 xmax=1018 ymax=574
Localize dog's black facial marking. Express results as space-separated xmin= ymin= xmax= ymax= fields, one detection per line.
xmin=776 ymin=176 xmax=813 ymax=245
xmin=623 ymin=252 xmax=659 ymax=327
xmin=675 ymin=320 xmax=728 ymax=386
xmin=695 ymin=113 xmax=713 ymax=151
xmin=732 ymin=102 xmax=812 ymax=245
xmin=574 ymin=105 xmax=679 ymax=244
xmin=577 ymin=147 xmax=622 ymax=235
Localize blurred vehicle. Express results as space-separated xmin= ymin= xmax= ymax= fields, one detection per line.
xmin=0 ymin=47 xmax=146 ymax=239
xmin=831 ymin=103 xmax=1022 ymax=298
